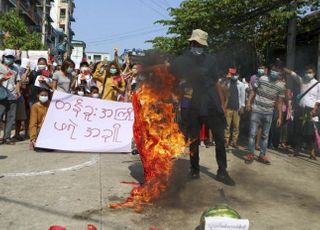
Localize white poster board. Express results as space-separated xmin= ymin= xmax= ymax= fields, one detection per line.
xmin=22 ymin=50 xmax=49 ymax=70
xmin=36 ymin=91 xmax=134 ymax=152
xmin=205 ymin=217 xmax=249 ymax=230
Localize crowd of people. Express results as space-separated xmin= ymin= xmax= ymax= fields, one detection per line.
xmin=179 ymin=62 xmax=320 ymax=163
xmin=0 ymin=30 xmax=319 ymax=174
xmin=0 ymin=48 xmax=140 ymax=150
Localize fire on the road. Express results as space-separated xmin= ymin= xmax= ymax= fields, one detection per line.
xmin=110 ymin=65 xmax=186 ymax=212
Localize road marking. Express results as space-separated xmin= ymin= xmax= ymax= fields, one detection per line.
xmin=1 ymin=155 xmax=99 ymax=177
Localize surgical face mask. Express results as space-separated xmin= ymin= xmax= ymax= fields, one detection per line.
xmin=4 ymin=57 xmax=14 ymax=66
xmin=78 ymin=91 xmax=85 ymax=96
xmin=257 ymin=68 xmax=264 ymax=77
xmin=110 ymin=68 xmax=117 ymax=75
xmin=66 ymin=67 xmax=74 ymax=74
xmin=304 ymin=73 xmax=315 ymax=82
xmin=92 ymin=93 xmax=99 ymax=98
xmin=270 ymin=70 xmax=280 ymax=80
xmin=231 ymin=75 xmax=239 ymax=81
xmin=39 ymin=95 xmax=48 ymax=103
xmin=190 ymin=47 xmax=204 ymax=55
xmin=38 ymin=65 xmax=47 ymax=70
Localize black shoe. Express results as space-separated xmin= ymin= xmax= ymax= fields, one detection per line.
xmin=131 ymin=149 xmax=139 ymax=155
xmin=12 ymin=135 xmax=24 ymax=142
xmin=189 ymin=171 xmax=200 ymax=179
xmin=216 ymin=171 xmax=235 ymax=186
xmin=3 ymin=139 xmax=15 ymax=145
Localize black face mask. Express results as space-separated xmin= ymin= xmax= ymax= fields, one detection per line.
xmin=190 ymin=47 xmax=204 ymax=55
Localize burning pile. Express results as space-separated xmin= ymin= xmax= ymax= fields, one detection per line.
xmin=110 ymin=65 xmax=186 ymax=212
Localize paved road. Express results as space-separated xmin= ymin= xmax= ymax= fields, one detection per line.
xmin=0 ymin=141 xmax=319 ymax=230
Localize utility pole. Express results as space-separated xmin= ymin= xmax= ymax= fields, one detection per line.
xmin=317 ymin=34 xmax=320 ymax=78
xmin=41 ymin=0 xmax=46 ymax=46
xmin=286 ymin=1 xmax=297 ymax=69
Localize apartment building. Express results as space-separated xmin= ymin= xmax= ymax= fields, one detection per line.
xmin=50 ymin=0 xmax=75 ymax=55
xmin=0 ymin=0 xmax=54 ymax=48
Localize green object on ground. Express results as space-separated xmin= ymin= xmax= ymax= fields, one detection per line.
xmin=199 ymin=204 xmax=241 ymax=230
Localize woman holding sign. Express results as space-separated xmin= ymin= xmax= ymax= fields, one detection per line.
xmin=29 ymin=88 xmax=51 ymax=151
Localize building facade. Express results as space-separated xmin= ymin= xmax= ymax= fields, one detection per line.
xmin=86 ymin=52 xmax=111 ymax=65
xmin=50 ymin=0 xmax=75 ymax=56
xmin=0 ymin=0 xmax=54 ymax=48
xmin=71 ymin=40 xmax=86 ymax=68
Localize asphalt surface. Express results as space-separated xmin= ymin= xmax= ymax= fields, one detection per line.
xmin=0 ymin=140 xmax=320 ymax=230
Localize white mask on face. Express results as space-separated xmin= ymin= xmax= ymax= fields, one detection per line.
xmin=39 ymin=95 xmax=48 ymax=103
xmin=306 ymin=73 xmax=315 ymax=79
xmin=92 ymin=93 xmax=99 ymax=98
xmin=78 ymin=91 xmax=85 ymax=96
xmin=37 ymin=65 xmax=47 ymax=70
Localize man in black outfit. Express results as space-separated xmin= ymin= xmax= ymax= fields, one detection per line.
xmin=171 ymin=29 xmax=235 ymax=186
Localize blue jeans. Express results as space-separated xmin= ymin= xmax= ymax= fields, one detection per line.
xmin=248 ymin=111 xmax=273 ymax=156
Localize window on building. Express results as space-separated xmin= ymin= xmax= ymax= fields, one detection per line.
xmin=60 ymin=8 xmax=66 ymax=19
xmin=59 ymin=24 xmax=65 ymax=32
xmin=88 ymin=56 xmax=92 ymax=60
xmin=93 ymin=55 xmax=102 ymax=62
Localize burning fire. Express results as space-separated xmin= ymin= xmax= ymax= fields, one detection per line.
xmin=110 ymin=65 xmax=186 ymax=212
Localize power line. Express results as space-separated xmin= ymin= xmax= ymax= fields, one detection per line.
xmin=137 ymin=0 xmax=169 ymax=19
xmin=161 ymin=0 xmax=171 ymax=8
xmin=88 ymin=28 xmax=166 ymax=47
xmin=85 ymin=25 xmax=160 ymax=43
xmin=149 ymin=0 xmax=168 ymax=11
xmin=86 ymin=28 xmax=167 ymax=45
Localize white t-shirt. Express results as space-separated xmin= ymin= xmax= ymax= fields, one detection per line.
xmin=299 ymin=78 xmax=320 ymax=109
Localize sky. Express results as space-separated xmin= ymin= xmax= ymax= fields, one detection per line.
xmin=73 ymin=0 xmax=183 ymax=54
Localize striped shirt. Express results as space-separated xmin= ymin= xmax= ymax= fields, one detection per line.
xmin=253 ymin=75 xmax=285 ymax=114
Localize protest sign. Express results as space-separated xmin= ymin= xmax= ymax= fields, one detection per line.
xmin=205 ymin=217 xmax=249 ymax=230
xmin=22 ymin=50 xmax=48 ymax=70
xmin=36 ymin=91 xmax=134 ymax=152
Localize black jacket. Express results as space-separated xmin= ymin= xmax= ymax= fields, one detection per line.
xmin=170 ymin=50 xmax=223 ymax=116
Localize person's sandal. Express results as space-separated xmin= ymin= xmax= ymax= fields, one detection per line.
xmin=3 ymin=139 xmax=15 ymax=145
xmin=258 ymin=156 xmax=271 ymax=165
xmin=245 ymin=153 xmax=255 ymax=164
xmin=310 ymin=151 xmax=317 ymax=160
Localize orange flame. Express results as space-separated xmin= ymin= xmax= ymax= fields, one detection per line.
xmin=110 ymin=65 xmax=186 ymax=212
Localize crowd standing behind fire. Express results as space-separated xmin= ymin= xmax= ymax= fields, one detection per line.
xmin=0 ymin=40 xmax=319 ymax=164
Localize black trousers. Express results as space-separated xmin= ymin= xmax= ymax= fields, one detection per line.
xmin=188 ymin=109 xmax=227 ymax=174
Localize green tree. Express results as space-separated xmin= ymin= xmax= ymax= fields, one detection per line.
xmin=0 ymin=9 xmax=43 ymax=50
xmin=148 ymin=0 xmax=320 ymax=62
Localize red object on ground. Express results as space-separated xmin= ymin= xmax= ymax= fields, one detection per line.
xmin=48 ymin=226 xmax=66 ymax=230
xmin=87 ymin=224 xmax=98 ymax=230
